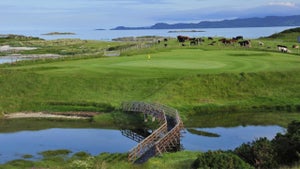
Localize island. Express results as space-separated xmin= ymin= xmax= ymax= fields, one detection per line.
xmin=41 ymin=32 xmax=76 ymax=36
xmin=168 ymin=30 xmax=205 ymax=33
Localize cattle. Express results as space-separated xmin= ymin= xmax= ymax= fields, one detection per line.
xmin=239 ymin=40 xmax=251 ymax=47
xmin=235 ymin=36 xmax=243 ymax=40
xmin=277 ymin=45 xmax=288 ymax=53
xmin=197 ymin=38 xmax=205 ymax=44
xmin=258 ymin=41 xmax=264 ymax=46
xmin=208 ymin=37 xmax=213 ymax=40
xmin=208 ymin=41 xmax=216 ymax=46
xmin=164 ymin=38 xmax=168 ymax=42
xmin=177 ymin=35 xmax=190 ymax=43
xmin=292 ymin=45 xmax=299 ymax=49
xmin=157 ymin=40 xmax=161 ymax=44
xmin=219 ymin=38 xmax=234 ymax=45
xmin=190 ymin=40 xmax=198 ymax=46
xmin=164 ymin=43 xmax=168 ymax=47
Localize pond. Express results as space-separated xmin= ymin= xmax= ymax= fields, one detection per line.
xmin=182 ymin=126 xmax=285 ymax=151
xmin=0 ymin=57 xmax=28 ymax=64
xmin=0 ymin=125 xmax=285 ymax=164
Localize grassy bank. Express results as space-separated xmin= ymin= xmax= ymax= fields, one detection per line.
xmin=0 ymin=150 xmax=199 ymax=169
xmin=0 ymin=30 xmax=300 ymax=126
xmin=1 ymin=150 xmax=299 ymax=169
xmin=1 ymin=47 xmax=300 ymax=127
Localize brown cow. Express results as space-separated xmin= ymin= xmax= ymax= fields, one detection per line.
xmin=292 ymin=45 xmax=299 ymax=49
xmin=177 ymin=35 xmax=189 ymax=43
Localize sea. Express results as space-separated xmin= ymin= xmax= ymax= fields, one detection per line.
xmin=0 ymin=26 xmax=298 ymax=41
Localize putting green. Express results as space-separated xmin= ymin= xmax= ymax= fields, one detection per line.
xmin=10 ymin=49 xmax=300 ymax=76
xmin=113 ymin=60 xmax=226 ymax=69
xmin=109 ymin=49 xmax=300 ymax=73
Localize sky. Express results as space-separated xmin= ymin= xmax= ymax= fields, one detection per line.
xmin=1 ymin=0 xmax=300 ymax=29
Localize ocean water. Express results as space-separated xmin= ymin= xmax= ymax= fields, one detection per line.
xmin=0 ymin=26 xmax=298 ymax=41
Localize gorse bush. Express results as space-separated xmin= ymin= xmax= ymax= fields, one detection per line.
xmin=191 ymin=151 xmax=254 ymax=169
xmin=234 ymin=121 xmax=300 ymax=169
xmin=234 ymin=138 xmax=278 ymax=169
xmin=273 ymin=121 xmax=300 ymax=165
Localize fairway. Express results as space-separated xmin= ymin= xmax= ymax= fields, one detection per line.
xmin=14 ymin=49 xmax=300 ymax=76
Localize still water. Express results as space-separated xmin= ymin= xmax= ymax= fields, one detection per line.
xmin=0 ymin=125 xmax=284 ymax=164
xmin=0 ymin=57 xmax=28 ymax=64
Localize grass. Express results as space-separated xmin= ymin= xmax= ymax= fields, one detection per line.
xmin=1 ymin=28 xmax=300 ymax=168
xmin=0 ymin=151 xmax=199 ymax=169
xmin=1 ymin=35 xmax=300 ymax=128
xmin=10 ymin=150 xmax=299 ymax=169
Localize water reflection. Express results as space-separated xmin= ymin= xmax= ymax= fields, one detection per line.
xmin=182 ymin=125 xmax=285 ymax=151
xmin=121 ymin=128 xmax=152 ymax=143
xmin=0 ymin=125 xmax=285 ymax=164
xmin=0 ymin=128 xmax=136 ymax=164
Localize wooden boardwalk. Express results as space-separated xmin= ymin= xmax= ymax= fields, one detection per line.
xmin=122 ymin=102 xmax=184 ymax=163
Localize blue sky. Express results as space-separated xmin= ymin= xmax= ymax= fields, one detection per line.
xmin=1 ymin=0 xmax=300 ymax=29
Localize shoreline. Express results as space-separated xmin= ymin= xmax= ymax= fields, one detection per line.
xmin=3 ymin=112 xmax=96 ymax=119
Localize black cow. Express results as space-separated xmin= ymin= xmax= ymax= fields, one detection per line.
xmin=277 ymin=45 xmax=288 ymax=53
xmin=239 ymin=40 xmax=251 ymax=47
xmin=235 ymin=36 xmax=243 ymax=40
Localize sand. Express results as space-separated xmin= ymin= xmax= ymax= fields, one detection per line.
xmin=3 ymin=112 xmax=91 ymax=119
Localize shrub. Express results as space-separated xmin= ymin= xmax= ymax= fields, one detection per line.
xmin=191 ymin=151 xmax=254 ymax=169
xmin=273 ymin=120 xmax=300 ymax=165
xmin=70 ymin=156 xmax=95 ymax=169
xmin=234 ymin=138 xmax=278 ymax=169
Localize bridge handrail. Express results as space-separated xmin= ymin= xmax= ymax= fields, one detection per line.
xmin=155 ymin=115 xmax=183 ymax=146
xmin=128 ymin=122 xmax=167 ymax=161
xmin=122 ymin=101 xmax=183 ymax=162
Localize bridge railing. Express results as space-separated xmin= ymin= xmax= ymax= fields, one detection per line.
xmin=122 ymin=102 xmax=183 ymax=163
xmin=122 ymin=102 xmax=166 ymax=124
xmin=128 ymin=122 xmax=167 ymax=162
xmin=154 ymin=113 xmax=183 ymax=153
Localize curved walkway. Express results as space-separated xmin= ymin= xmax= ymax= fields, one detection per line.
xmin=122 ymin=102 xmax=184 ymax=163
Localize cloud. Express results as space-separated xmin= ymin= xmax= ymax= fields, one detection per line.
xmin=268 ymin=2 xmax=297 ymax=7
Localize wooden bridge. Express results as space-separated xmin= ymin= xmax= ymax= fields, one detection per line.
xmin=122 ymin=102 xmax=184 ymax=163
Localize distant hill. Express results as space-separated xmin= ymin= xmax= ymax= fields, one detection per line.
xmin=111 ymin=15 xmax=300 ymax=30
xmin=267 ymin=27 xmax=300 ymax=37
xmin=261 ymin=27 xmax=300 ymax=42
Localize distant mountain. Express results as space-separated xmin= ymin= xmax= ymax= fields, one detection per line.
xmin=111 ymin=15 xmax=300 ymax=30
